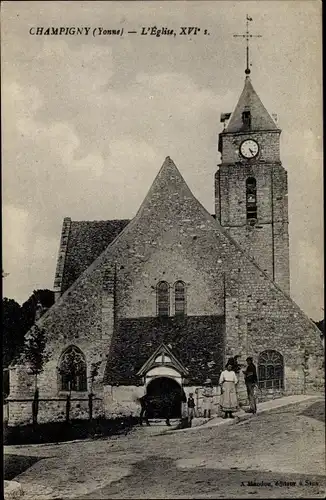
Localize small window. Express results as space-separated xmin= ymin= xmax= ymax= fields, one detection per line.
xmin=157 ymin=281 xmax=169 ymax=316
xmin=155 ymin=354 xmax=172 ymax=364
xmin=242 ymin=110 xmax=251 ymax=128
xmin=174 ymin=281 xmax=186 ymax=316
xmin=246 ymin=177 xmax=257 ymax=223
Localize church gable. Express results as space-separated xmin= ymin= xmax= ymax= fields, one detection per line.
xmin=39 ymin=157 xmax=320 ymax=338
xmin=33 ymin=157 xmax=229 ymax=355
xmin=33 ymin=156 xmax=322 ymax=394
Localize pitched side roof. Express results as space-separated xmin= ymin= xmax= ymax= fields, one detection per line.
xmin=225 ymin=77 xmax=278 ymax=133
xmin=61 ymin=219 xmax=129 ymax=292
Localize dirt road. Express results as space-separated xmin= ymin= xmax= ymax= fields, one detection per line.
xmin=5 ymin=398 xmax=325 ymax=499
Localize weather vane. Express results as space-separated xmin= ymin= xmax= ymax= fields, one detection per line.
xmin=233 ymin=15 xmax=262 ymax=76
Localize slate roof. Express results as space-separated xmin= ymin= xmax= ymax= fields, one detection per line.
xmin=103 ymin=316 xmax=225 ymax=386
xmin=61 ymin=219 xmax=130 ymax=292
xmin=225 ymin=76 xmax=278 ymax=133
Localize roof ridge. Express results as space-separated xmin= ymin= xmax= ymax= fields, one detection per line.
xmin=71 ymin=218 xmax=130 ymax=223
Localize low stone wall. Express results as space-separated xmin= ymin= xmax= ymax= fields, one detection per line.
xmin=102 ymin=382 xmax=312 ymax=418
xmin=7 ymin=375 xmax=322 ymax=425
xmin=6 ymin=401 xmax=31 ymax=427
xmin=5 ymin=384 xmax=284 ymax=424
xmin=104 ymin=385 xmax=226 ymax=418
xmin=6 ymin=397 xmax=104 ymax=426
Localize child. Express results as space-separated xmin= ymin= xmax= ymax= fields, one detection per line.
xmin=202 ymin=379 xmax=213 ymax=419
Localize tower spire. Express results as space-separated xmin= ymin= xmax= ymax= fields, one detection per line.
xmin=233 ymin=15 xmax=262 ymax=76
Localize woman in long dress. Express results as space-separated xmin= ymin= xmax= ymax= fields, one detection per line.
xmin=219 ymin=362 xmax=239 ymax=418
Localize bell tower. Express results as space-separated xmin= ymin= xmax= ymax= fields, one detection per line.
xmin=215 ymin=18 xmax=290 ymax=294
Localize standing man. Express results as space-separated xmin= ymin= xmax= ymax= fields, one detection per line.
xmin=202 ymin=378 xmax=213 ymax=419
xmin=243 ymin=357 xmax=258 ymax=414
xmin=139 ymin=393 xmax=151 ymax=426
xmin=187 ymin=393 xmax=196 ymax=426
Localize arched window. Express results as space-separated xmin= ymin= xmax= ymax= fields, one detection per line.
xmin=258 ymin=350 xmax=284 ymax=390
xmin=246 ymin=177 xmax=257 ymax=223
xmin=157 ymin=281 xmax=169 ymax=317
xmin=174 ymin=281 xmax=186 ymax=316
xmin=58 ymin=346 xmax=87 ymax=392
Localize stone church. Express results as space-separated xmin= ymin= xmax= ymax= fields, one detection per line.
xmin=8 ymin=74 xmax=323 ymax=424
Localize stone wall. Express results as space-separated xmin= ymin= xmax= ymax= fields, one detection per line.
xmin=103 ymin=384 xmax=225 ymax=418
xmin=6 ymin=397 xmax=104 ymax=427
xmin=215 ymin=159 xmax=290 ymax=293
xmin=219 ymin=131 xmax=281 ymax=164
xmin=102 ymin=382 xmax=257 ymax=419
xmin=223 ymin=251 xmax=324 ymax=395
xmin=272 ymin=164 xmax=290 ymax=294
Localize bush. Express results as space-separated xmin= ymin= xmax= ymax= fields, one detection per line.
xmin=4 ymin=416 xmax=139 ymax=445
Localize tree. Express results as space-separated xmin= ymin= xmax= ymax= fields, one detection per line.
xmin=2 ymin=298 xmax=24 ymax=368
xmin=22 ymin=325 xmax=50 ymax=389
xmin=89 ymin=360 xmax=102 ymax=395
xmin=88 ymin=360 xmax=102 ymax=423
xmin=58 ymin=348 xmax=87 ymax=423
xmin=2 ymin=289 xmax=55 ymax=368
xmin=21 ymin=325 xmax=50 ymax=425
xmin=21 ymin=289 xmax=54 ymax=335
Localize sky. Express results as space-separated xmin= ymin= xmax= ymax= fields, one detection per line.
xmin=2 ymin=0 xmax=323 ymax=319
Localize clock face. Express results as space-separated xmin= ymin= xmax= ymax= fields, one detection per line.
xmin=240 ymin=139 xmax=259 ymax=159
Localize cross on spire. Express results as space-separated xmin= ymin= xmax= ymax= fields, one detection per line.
xmin=233 ymin=15 xmax=262 ymax=76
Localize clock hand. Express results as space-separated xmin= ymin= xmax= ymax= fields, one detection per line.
xmin=249 ymin=148 xmax=254 ymax=156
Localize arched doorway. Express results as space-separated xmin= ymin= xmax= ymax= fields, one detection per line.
xmin=146 ymin=377 xmax=186 ymax=418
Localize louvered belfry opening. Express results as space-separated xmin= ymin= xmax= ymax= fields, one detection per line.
xmin=246 ymin=177 xmax=257 ymax=223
